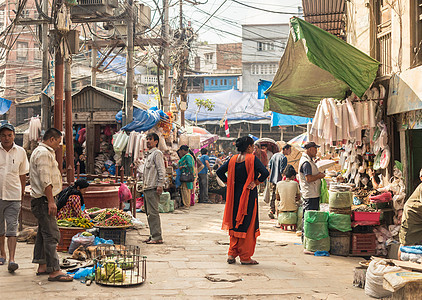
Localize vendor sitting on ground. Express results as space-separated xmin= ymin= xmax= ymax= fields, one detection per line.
xmin=399 ymin=169 xmax=422 ymax=251
xmin=275 ymin=165 xmax=300 ymax=227
xmin=56 ymin=179 xmax=91 ymax=220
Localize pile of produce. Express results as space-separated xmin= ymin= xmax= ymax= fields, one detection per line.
xmin=57 ymin=217 xmax=94 ymax=228
xmin=86 ymin=207 xmax=101 ymax=214
xmin=96 ymin=260 xmax=126 ymax=283
xmin=94 ymin=209 xmax=132 ymax=227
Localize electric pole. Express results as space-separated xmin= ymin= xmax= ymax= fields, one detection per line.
xmin=65 ymin=56 xmax=74 ymax=183
xmin=162 ymin=0 xmax=170 ymax=112
xmin=41 ymin=0 xmax=50 ymax=130
xmin=91 ymin=46 xmax=97 ymax=86
xmin=124 ymin=0 xmax=134 ymax=126
xmin=179 ymin=0 xmax=186 ymax=127
xmin=54 ymin=45 xmax=64 ymax=173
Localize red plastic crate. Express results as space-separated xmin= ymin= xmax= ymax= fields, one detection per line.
xmin=353 ymin=211 xmax=381 ymax=222
xmin=351 ymin=233 xmax=376 ymax=255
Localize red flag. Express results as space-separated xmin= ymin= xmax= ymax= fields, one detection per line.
xmin=225 ymin=119 xmax=230 ymax=137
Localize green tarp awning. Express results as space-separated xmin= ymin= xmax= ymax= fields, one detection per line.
xmin=264 ymin=17 xmax=380 ymax=118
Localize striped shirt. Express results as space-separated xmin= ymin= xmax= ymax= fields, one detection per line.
xmin=29 ymin=142 xmax=62 ymax=198
xmin=208 ymin=155 xmax=217 ymax=168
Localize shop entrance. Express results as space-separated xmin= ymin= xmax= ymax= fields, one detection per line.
xmin=408 ymin=129 xmax=422 ymax=192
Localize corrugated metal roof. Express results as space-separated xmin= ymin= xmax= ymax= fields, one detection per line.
xmin=302 ymin=0 xmax=346 ymax=40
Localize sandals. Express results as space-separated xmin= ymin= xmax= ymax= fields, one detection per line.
xmin=227 ymin=257 xmax=236 ymax=264
xmin=48 ymin=274 xmax=74 ymax=282
xmin=8 ymin=262 xmax=19 ymax=273
xmin=143 ymin=237 xmax=151 ymax=243
xmin=240 ymin=259 xmax=259 ymax=265
xmin=0 ymin=257 xmax=5 ymax=265
xmin=146 ymin=240 xmax=163 ymax=244
xmin=36 ymin=271 xmax=50 ymax=276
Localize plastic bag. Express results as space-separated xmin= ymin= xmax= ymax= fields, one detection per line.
xmin=304 ymin=221 xmax=329 ymax=240
xmin=278 ymin=212 xmax=297 ymax=225
xmin=263 ymin=181 xmax=271 ymax=204
xmin=94 ymin=236 xmax=114 ymax=246
xmin=118 ymin=183 xmax=132 ymax=203
xmin=68 ymin=232 xmax=95 ymax=254
xmin=320 ymin=179 xmax=329 ymax=204
xmin=384 ymin=271 xmax=422 ymax=292
xmin=305 ymin=210 xmax=329 ymax=223
xmin=73 ymin=267 xmax=95 ymax=279
xmin=328 ymin=213 xmax=352 ymax=232
xmin=365 ymin=259 xmax=403 ymax=298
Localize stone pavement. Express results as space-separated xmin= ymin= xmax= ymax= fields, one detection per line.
xmin=0 ymin=201 xmax=371 ymax=300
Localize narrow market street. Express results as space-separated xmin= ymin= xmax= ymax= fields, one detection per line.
xmin=1 ymin=201 xmax=369 ymax=300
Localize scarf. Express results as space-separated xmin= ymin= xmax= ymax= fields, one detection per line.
xmin=56 ymin=185 xmax=84 ymax=211
xmin=222 ymin=153 xmax=255 ymax=231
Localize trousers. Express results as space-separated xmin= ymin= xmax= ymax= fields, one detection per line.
xmin=180 ymin=183 xmax=191 ymax=208
xmin=31 ymin=196 xmax=60 ymax=273
xmin=198 ymin=173 xmax=209 ymax=203
xmin=144 ymin=189 xmax=163 ymax=241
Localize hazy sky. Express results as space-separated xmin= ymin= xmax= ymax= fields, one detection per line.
xmin=144 ymin=0 xmax=302 ymax=43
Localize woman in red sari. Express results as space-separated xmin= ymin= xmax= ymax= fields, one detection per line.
xmin=217 ymin=136 xmax=269 ymax=265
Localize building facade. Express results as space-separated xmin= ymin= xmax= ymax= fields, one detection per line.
xmin=346 ymin=0 xmax=422 ymax=192
xmin=241 ymin=24 xmax=289 ymax=92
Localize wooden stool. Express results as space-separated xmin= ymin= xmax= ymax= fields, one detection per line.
xmin=280 ymin=224 xmax=297 ymax=231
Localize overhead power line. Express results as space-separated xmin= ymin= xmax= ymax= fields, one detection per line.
xmin=230 ymin=0 xmax=299 ymax=15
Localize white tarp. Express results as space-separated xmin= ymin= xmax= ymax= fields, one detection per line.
xmin=387 ymin=67 xmax=422 ymax=115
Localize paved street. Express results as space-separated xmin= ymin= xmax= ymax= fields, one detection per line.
xmin=0 ymin=201 xmax=370 ymax=300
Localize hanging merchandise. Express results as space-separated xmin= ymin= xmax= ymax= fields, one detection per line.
xmin=112 ymin=131 xmax=129 ymax=154
xmin=380 ymin=147 xmax=391 ymax=169
xmin=28 ymin=116 xmax=41 ymax=141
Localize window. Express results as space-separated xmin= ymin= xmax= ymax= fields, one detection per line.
xmin=17 ymin=75 xmax=28 ymax=88
xmin=17 ymin=42 xmax=28 ymax=60
xmin=251 ymin=63 xmax=278 ymax=75
xmin=205 ymin=53 xmax=213 ymax=63
xmin=34 ymin=43 xmax=41 ymax=60
xmin=224 ymin=79 xmax=227 ymax=85
xmin=205 ymin=79 xmax=209 ymax=86
xmin=211 ymin=79 xmax=214 ymax=85
xmin=228 ymin=79 xmax=232 ymax=85
xmin=375 ymin=0 xmax=392 ymax=75
xmin=257 ymin=42 xmax=263 ymax=51
xmin=220 ymin=79 xmax=223 ymax=85
xmin=22 ymin=9 xmax=30 ymax=19
xmin=0 ymin=10 xmax=4 ymax=29
xmin=411 ymin=0 xmax=422 ymax=67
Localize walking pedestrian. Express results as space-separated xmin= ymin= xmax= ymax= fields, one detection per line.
xmin=298 ymin=142 xmax=325 ymax=230
xmin=0 ymin=123 xmax=29 ymax=272
xmin=29 ymin=128 xmax=73 ymax=282
xmin=143 ymin=133 xmax=165 ymax=244
xmin=268 ymin=144 xmax=292 ymax=219
xmin=198 ymin=148 xmax=211 ymax=203
xmin=178 ymin=145 xmax=195 ymax=209
xmin=217 ymin=136 xmax=269 ymax=265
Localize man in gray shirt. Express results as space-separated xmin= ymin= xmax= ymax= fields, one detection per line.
xmin=143 ymin=133 xmax=166 ymax=244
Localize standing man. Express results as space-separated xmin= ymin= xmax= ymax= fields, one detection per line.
xmin=0 ymin=123 xmax=29 ymax=272
xmin=30 ymin=128 xmax=73 ymax=282
xmin=298 ymin=142 xmax=325 ymax=226
xmin=198 ymin=148 xmax=211 ymax=203
xmin=268 ymin=144 xmax=292 ymax=219
xmin=143 ymin=133 xmax=165 ymax=244
xmin=208 ymin=151 xmax=217 ymax=169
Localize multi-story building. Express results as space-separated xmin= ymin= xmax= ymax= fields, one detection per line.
xmin=346 ymin=0 xmax=422 ymax=191
xmin=0 ymin=0 xmax=43 ymax=124
xmin=187 ymin=42 xmax=241 ymax=93
xmin=241 ymin=24 xmax=289 ymax=92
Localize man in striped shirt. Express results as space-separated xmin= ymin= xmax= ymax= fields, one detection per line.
xmin=30 ymin=128 xmax=73 ymax=282
xmin=208 ymin=151 xmax=217 ymax=169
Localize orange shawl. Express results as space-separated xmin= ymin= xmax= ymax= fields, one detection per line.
xmin=222 ymin=154 xmax=255 ymax=231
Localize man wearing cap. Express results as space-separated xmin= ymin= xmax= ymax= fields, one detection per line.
xmin=0 ymin=123 xmax=29 ymax=273
xmin=267 ymin=144 xmax=292 ymax=219
xmin=298 ymin=142 xmax=325 ymax=229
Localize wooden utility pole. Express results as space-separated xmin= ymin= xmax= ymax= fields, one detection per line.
xmin=179 ymin=0 xmax=187 ymax=127
xmin=65 ymin=57 xmax=74 ymax=183
xmin=54 ymin=47 xmax=64 ymax=173
xmin=124 ymin=0 xmax=134 ymax=126
xmin=162 ymin=0 xmax=170 ymax=112
xmin=41 ymin=0 xmax=50 ymax=130
xmin=91 ymin=46 xmax=97 ymax=86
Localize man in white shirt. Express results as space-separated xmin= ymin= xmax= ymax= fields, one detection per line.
xmin=0 ymin=123 xmax=29 ymax=272
xmin=30 ymin=128 xmax=73 ymax=282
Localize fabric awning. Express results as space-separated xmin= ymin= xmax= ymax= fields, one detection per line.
xmin=264 ymin=17 xmax=380 ymax=118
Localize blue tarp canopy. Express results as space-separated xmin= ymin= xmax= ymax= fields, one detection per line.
xmin=258 ymin=80 xmax=312 ymax=126
xmin=115 ymin=106 xmax=168 ymax=132
xmin=0 ymin=97 xmax=12 ymax=115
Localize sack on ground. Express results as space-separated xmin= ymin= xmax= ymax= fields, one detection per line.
xmin=329 ymin=191 xmax=353 ymax=208
xmin=303 ymin=236 xmax=330 ymax=252
xmin=383 ymin=271 xmax=422 ymax=292
xmin=365 ymin=259 xmax=403 ymax=298
xmin=278 ymin=211 xmax=297 ymax=225
xmin=68 ymin=232 xmax=95 ymax=254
